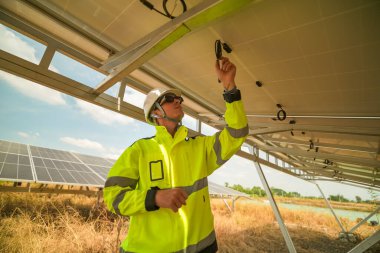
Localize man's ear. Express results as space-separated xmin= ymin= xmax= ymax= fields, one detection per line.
xmin=152 ymin=108 xmax=162 ymax=117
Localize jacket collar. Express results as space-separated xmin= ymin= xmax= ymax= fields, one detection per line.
xmin=155 ymin=125 xmax=188 ymax=146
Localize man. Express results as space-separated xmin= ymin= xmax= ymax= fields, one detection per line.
xmin=103 ymin=57 xmax=248 ymax=253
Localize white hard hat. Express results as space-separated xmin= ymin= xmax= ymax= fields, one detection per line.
xmin=143 ymin=87 xmax=181 ymax=125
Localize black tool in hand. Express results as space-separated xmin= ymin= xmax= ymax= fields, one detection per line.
xmin=215 ymin=40 xmax=222 ymax=83
xmin=215 ymin=40 xmax=233 ymax=83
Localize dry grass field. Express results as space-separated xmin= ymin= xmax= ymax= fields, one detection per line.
xmin=0 ymin=193 xmax=379 ymax=253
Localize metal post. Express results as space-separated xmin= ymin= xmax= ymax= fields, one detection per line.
xmin=349 ymin=206 xmax=380 ymax=234
xmin=315 ymin=183 xmax=346 ymax=233
xmin=254 ymin=161 xmax=297 ymax=253
xmin=197 ymin=119 xmax=202 ymax=134
xmin=347 ymin=230 xmax=380 ymax=253
xmin=232 ymin=197 xmax=236 ymax=212
xmin=220 ymin=194 xmax=233 ymax=213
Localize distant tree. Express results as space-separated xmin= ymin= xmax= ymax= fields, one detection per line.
xmin=231 ymin=184 xmax=248 ymax=194
xmin=224 ymin=182 xmax=229 ymax=187
xmin=355 ymin=196 xmax=362 ymax=203
xmin=270 ymin=187 xmax=287 ymax=197
xmin=368 ymin=189 xmax=379 ymax=205
xmin=251 ymin=186 xmax=266 ymax=197
xmin=287 ymin=191 xmax=301 ymax=198
xmin=329 ymin=194 xmax=349 ymax=202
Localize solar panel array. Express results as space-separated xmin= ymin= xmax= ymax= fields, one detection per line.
xmin=30 ymin=146 xmax=105 ymax=187
xmin=0 ymin=139 xmax=248 ymax=197
xmin=0 ymin=140 xmax=34 ymax=182
xmin=0 ymin=140 xmax=109 ymax=187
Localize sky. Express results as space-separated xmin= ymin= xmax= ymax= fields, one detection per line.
xmin=0 ymin=24 xmax=378 ymax=201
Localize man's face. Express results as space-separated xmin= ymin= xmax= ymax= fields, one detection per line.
xmin=154 ymin=93 xmax=184 ymax=122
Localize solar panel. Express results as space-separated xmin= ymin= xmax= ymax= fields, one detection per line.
xmin=0 ymin=140 xmax=34 ymax=182
xmin=73 ymin=153 xmax=114 ymax=167
xmin=30 ymin=145 xmax=104 ymax=187
xmin=72 ymin=153 xmax=114 ymax=181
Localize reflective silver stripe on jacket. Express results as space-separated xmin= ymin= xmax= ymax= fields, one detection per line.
xmin=213 ymin=131 xmax=228 ymax=166
xmin=214 ymin=125 xmax=248 ymax=166
xmin=105 ymin=176 xmax=138 ymax=215
xmin=113 ymin=189 xmax=130 ymax=215
xmin=105 ymin=176 xmax=138 ymax=189
xmin=174 ymin=230 xmax=216 ymax=253
xmin=226 ymin=124 xmax=249 ymax=138
xmin=180 ymin=177 xmax=208 ymax=196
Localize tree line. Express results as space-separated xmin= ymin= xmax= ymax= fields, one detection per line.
xmin=225 ymin=182 xmax=375 ymax=203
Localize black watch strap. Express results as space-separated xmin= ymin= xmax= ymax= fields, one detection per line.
xmin=145 ymin=187 xmax=160 ymax=211
xmin=223 ymin=88 xmax=241 ymax=103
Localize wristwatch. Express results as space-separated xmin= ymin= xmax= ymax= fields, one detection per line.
xmin=223 ymin=87 xmax=241 ymax=103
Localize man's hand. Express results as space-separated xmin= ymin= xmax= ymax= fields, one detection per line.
xmin=155 ymin=188 xmax=188 ymax=212
xmin=215 ymin=57 xmax=236 ymax=91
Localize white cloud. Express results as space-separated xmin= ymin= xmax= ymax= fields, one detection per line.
xmin=0 ymin=25 xmax=66 ymax=105
xmin=0 ymin=71 xmax=67 ymax=105
xmin=0 ymin=25 xmax=38 ymax=64
xmin=60 ymin=136 xmax=124 ymax=160
xmin=60 ymin=137 xmax=105 ymax=151
xmin=102 ymin=147 xmax=125 ymax=160
xmin=17 ymin=132 xmax=30 ymax=138
xmin=124 ymin=87 xmax=146 ymax=109
xmin=75 ymin=99 xmax=135 ymax=125
xmin=17 ymin=131 xmax=40 ymax=139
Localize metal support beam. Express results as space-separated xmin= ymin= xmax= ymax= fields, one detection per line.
xmin=117 ymin=80 xmax=127 ymax=111
xmin=252 ymin=123 xmax=380 ymax=137
xmin=0 ymin=185 xmax=99 ymax=196
xmin=348 ymin=206 xmax=380 ymax=234
xmin=304 ymin=167 xmax=378 ymax=187
xmin=249 ymin=126 xmax=293 ymax=135
xmin=254 ymin=161 xmax=297 ymax=253
xmin=315 ymin=183 xmax=346 ymax=233
xmin=94 ymin=0 xmax=255 ymax=94
xmin=347 ymin=230 xmax=380 ymax=253
xmin=0 ymin=49 xmax=145 ymax=122
xmin=0 ymin=5 xmax=107 ymax=65
xmin=39 ymin=44 xmax=56 ymax=69
xmin=262 ymin=137 xmax=378 ymax=154
xmin=258 ymin=144 xmax=380 ymax=168
xmin=295 ymin=166 xmax=376 ymax=180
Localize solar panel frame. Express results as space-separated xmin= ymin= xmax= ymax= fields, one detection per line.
xmin=0 ymin=140 xmax=35 ymax=182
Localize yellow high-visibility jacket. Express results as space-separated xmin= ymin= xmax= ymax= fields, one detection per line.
xmin=104 ymin=99 xmax=248 ymax=253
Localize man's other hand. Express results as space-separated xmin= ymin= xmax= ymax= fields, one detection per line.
xmin=155 ymin=188 xmax=188 ymax=212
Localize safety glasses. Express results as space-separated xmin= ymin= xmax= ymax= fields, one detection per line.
xmin=159 ymin=94 xmax=184 ymax=105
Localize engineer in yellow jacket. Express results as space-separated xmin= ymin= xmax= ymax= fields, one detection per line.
xmin=104 ymin=57 xmax=248 ymax=253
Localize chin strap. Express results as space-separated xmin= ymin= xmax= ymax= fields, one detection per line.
xmin=150 ymin=102 xmax=182 ymax=124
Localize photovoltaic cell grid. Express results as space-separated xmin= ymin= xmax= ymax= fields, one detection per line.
xmin=73 ymin=153 xmax=114 ymax=181
xmin=30 ymin=146 xmax=104 ymax=187
xmin=0 ymin=140 xmax=34 ymax=181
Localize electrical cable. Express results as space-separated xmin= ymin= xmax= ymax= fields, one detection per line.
xmin=140 ymin=0 xmax=187 ymax=20
xmin=163 ymin=0 xmax=187 ymax=19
